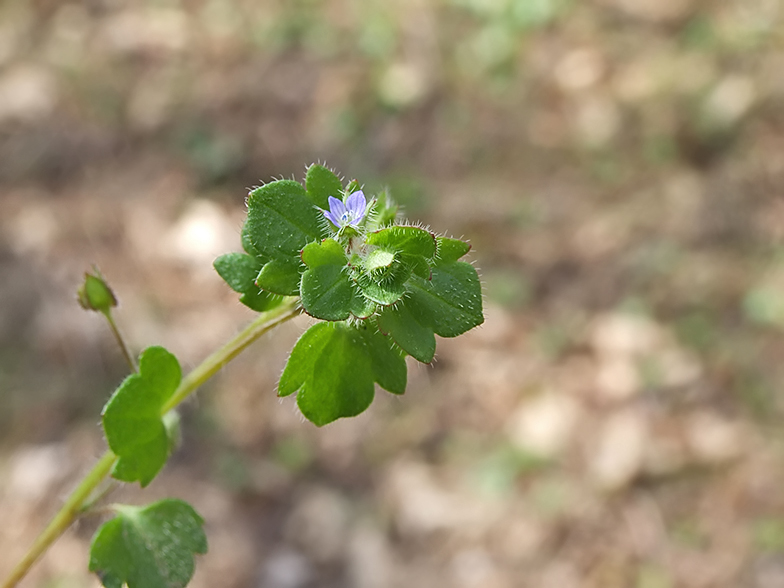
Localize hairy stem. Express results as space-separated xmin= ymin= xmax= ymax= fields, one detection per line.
xmin=0 ymin=298 xmax=301 ymax=588
xmin=160 ymin=299 xmax=300 ymax=414
xmin=103 ymin=310 xmax=137 ymax=373
xmin=0 ymin=451 xmax=117 ymax=588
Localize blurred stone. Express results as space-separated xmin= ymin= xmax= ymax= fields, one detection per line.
xmin=571 ymin=209 xmax=631 ymax=261
xmin=44 ymin=4 xmax=90 ymax=67
xmin=685 ymin=411 xmax=745 ymax=465
xmin=466 ymin=304 xmax=517 ymax=346
xmin=450 ymin=548 xmax=508 ymax=588
xmin=555 ymin=49 xmax=605 ymax=92
xmin=494 ymin=514 xmax=549 ymax=563
xmin=0 ymin=21 xmax=24 ymax=66
xmin=258 ymin=549 xmax=313 ymax=588
xmin=7 ymin=201 xmax=60 ymax=256
xmin=347 ymin=523 xmax=394 ymax=588
xmin=506 ymin=393 xmax=581 ymax=458
xmin=161 ymin=200 xmax=238 ymax=267
xmin=386 ymin=461 xmax=500 ymax=536
xmin=703 ymin=75 xmax=757 ymax=126
xmin=378 ymin=62 xmax=429 ymax=108
xmin=760 ymin=53 xmax=784 ymax=97
xmin=663 ymin=170 xmax=705 ymax=234
xmin=527 ymin=110 xmax=567 ymax=148
xmin=0 ymin=65 xmax=58 ymax=122
xmin=590 ymin=410 xmax=648 ymax=491
xmin=461 ymin=350 xmax=525 ymax=419
xmin=100 ymin=8 xmax=189 ymax=54
xmin=674 ymin=53 xmax=718 ymax=94
xmin=643 ymin=433 xmax=687 ymax=477
xmin=8 ymin=443 xmax=71 ymax=501
xmin=538 ymin=562 xmax=581 ymax=588
xmin=285 ymin=487 xmax=350 ymax=562
xmin=572 ymin=94 xmax=621 ymax=147
xmin=753 ymin=554 xmax=784 ymax=588
xmin=590 ymin=313 xmax=665 ymax=358
xmin=594 ymin=356 xmax=641 ymax=401
xmin=127 ymin=72 xmax=175 ymax=131
xmin=653 ymin=348 xmax=703 ymax=388
xmin=613 ymin=52 xmax=669 ymax=103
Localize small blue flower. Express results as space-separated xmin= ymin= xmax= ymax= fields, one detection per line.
xmin=322 ymin=191 xmax=367 ymax=228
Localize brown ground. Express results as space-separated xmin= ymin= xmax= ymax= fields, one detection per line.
xmin=2 ymin=0 xmax=784 ymax=587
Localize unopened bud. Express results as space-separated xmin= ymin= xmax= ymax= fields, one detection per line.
xmin=77 ymin=269 xmax=117 ymax=313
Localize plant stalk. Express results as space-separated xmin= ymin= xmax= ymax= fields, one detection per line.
xmin=0 ymin=299 xmax=301 ymax=588
xmin=103 ymin=310 xmax=137 ymax=373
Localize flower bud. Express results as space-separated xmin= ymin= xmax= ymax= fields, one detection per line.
xmin=77 ymin=269 xmax=117 ymax=313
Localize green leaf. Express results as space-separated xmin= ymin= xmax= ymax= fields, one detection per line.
xmin=278 ymin=323 xmax=333 ymax=397
xmin=256 ymin=257 xmax=302 ymax=296
xmin=435 ymin=237 xmax=471 ymax=265
xmin=298 ymin=326 xmax=374 ymax=426
xmin=305 ymin=164 xmax=343 ymax=209
xmin=214 ymin=252 xmax=283 ymax=312
xmin=356 ymin=264 xmax=410 ymax=306
xmin=246 ymin=180 xmax=322 ymax=260
xmin=241 ymin=220 xmax=262 ymax=258
xmin=400 ymin=253 xmax=431 ymax=280
xmin=301 ymin=238 xmax=347 ymax=268
xmin=239 ymin=289 xmax=283 ymax=313
xmin=378 ymin=302 xmax=436 ymax=363
xmin=355 ymin=326 xmax=407 ymax=394
xmin=102 ymin=347 xmax=181 ymax=487
xmin=366 ymin=189 xmax=398 ymax=229
xmin=213 ymin=253 xmax=262 ymax=293
xmin=407 ymin=261 xmax=484 ymax=337
xmin=350 ymin=292 xmax=377 ymax=319
xmin=363 ymin=249 xmax=396 ymax=273
xmin=301 ymin=265 xmax=353 ymax=321
xmin=278 ymin=322 xmax=406 ymax=426
xmin=299 ymin=239 xmax=355 ymax=320
xmin=89 ymin=499 xmax=207 ymax=588
xmin=366 ymin=226 xmax=437 ymax=258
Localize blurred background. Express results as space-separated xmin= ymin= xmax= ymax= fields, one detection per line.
xmin=1 ymin=0 xmax=783 ymax=586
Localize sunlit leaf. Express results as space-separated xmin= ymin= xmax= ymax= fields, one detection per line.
xmin=89 ymin=499 xmax=207 ymax=588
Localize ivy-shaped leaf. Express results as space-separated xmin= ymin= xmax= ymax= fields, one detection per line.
xmin=301 ymin=265 xmax=355 ymax=321
xmin=299 ymin=239 xmax=355 ymax=321
xmin=377 ymin=301 xmax=436 ymax=364
xmin=214 ymin=251 xmax=283 ymax=313
xmin=435 ymin=236 xmax=471 ymax=265
xmin=213 ymin=252 xmax=260 ymax=293
xmin=278 ymin=322 xmax=406 ymax=426
xmin=89 ymin=499 xmax=207 ymax=588
xmin=302 ymin=238 xmax=347 ymax=267
xmin=305 ymin=164 xmax=343 ymax=209
xmin=366 ymin=226 xmax=437 ymax=258
xmin=256 ymin=257 xmax=302 ymax=296
xmin=102 ymin=347 xmax=181 ymax=487
xmin=245 ymin=180 xmax=323 ymax=260
xmin=406 ymin=261 xmax=484 ymax=337
xmin=355 ymin=266 xmax=410 ymax=306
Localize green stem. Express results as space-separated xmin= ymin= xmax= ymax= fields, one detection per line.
xmin=103 ymin=310 xmax=137 ymax=373
xmin=0 ymin=299 xmax=301 ymax=588
xmin=160 ymin=299 xmax=300 ymax=413
xmin=0 ymin=451 xmax=117 ymax=588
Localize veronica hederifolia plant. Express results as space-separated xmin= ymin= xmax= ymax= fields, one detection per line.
xmin=214 ymin=164 xmax=484 ymax=426
xmin=1 ymin=164 xmax=483 ymax=588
